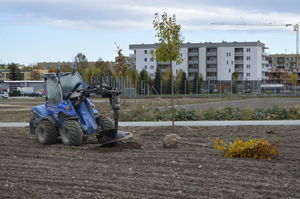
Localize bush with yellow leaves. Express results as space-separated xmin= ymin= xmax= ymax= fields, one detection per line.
xmin=213 ymin=138 xmax=278 ymax=160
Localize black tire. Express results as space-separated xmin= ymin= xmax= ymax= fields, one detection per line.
xmin=35 ymin=120 xmax=58 ymax=145
xmin=97 ymin=117 xmax=117 ymax=147
xmin=99 ymin=117 xmax=114 ymax=130
xmin=60 ymin=120 xmax=83 ymax=146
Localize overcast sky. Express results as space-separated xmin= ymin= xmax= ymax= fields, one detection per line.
xmin=0 ymin=0 xmax=300 ymax=65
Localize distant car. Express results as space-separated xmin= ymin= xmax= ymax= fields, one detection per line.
xmin=0 ymin=91 xmax=9 ymax=99
xmin=244 ymin=89 xmax=252 ymax=93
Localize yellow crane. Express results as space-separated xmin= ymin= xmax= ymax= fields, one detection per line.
xmin=212 ymin=21 xmax=300 ymax=54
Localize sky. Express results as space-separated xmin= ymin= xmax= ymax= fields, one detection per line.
xmin=0 ymin=0 xmax=300 ymax=65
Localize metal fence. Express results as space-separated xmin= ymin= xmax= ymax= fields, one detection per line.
xmin=98 ymin=76 xmax=300 ymax=98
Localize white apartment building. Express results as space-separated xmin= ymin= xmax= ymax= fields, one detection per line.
xmin=129 ymin=41 xmax=267 ymax=81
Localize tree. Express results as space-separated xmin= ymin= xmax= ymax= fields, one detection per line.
xmin=114 ymin=45 xmax=131 ymax=77
xmin=75 ymin=53 xmax=88 ymax=68
xmin=94 ymin=58 xmax=113 ymax=77
xmin=163 ymin=67 xmax=173 ymax=94
xmin=127 ymin=68 xmax=139 ymax=88
xmin=30 ymin=70 xmax=41 ymax=80
xmin=192 ymin=73 xmax=202 ymax=94
xmin=154 ymin=67 xmax=162 ymax=94
xmin=153 ymin=13 xmax=183 ymax=65
xmin=231 ymin=72 xmax=239 ymax=93
xmin=75 ymin=53 xmax=89 ymax=81
xmin=8 ymin=63 xmax=22 ymax=80
xmin=138 ymin=70 xmax=150 ymax=95
xmin=175 ymin=69 xmax=187 ymax=94
xmin=289 ymin=73 xmax=298 ymax=94
xmin=153 ymin=12 xmax=183 ymax=131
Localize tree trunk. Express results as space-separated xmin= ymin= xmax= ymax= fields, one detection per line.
xmin=170 ymin=61 xmax=175 ymax=133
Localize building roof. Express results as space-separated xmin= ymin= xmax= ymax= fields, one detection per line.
xmin=129 ymin=41 xmax=265 ymax=49
xmin=4 ymin=80 xmax=44 ymax=83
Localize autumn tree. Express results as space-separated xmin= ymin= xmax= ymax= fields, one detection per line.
xmin=153 ymin=12 xmax=183 ymax=130
xmin=289 ymin=73 xmax=299 ymax=94
xmin=114 ymin=45 xmax=131 ymax=77
xmin=231 ymin=72 xmax=239 ymax=93
xmin=30 ymin=70 xmax=41 ymax=80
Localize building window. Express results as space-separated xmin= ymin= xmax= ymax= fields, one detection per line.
xmin=246 ymin=48 xmax=251 ymax=52
xmin=150 ymin=58 xmax=154 ymax=62
xmin=227 ymin=61 xmax=229 ymax=65
xmin=134 ymin=50 xmax=136 ymax=54
xmin=144 ymin=50 xmax=147 ymax=54
xmin=144 ymin=58 xmax=147 ymax=62
xmin=246 ymin=56 xmax=250 ymax=60
xmin=144 ymin=65 xmax=147 ymax=69
xmin=226 ymin=52 xmax=231 ymax=56
xmin=150 ymin=50 xmax=154 ymax=54
xmin=246 ymin=73 xmax=250 ymax=77
xmin=247 ymin=64 xmax=251 ymax=69
xmin=231 ymin=61 xmax=234 ymax=65
xmin=150 ymin=65 xmax=154 ymax=69
xmin=229 ymin=69 xmax=231 ymax=73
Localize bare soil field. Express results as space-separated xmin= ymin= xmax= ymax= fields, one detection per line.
xmin=0 ymin=126 xmax=299 ymax=198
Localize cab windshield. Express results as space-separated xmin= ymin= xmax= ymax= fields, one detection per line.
xmin=60 ymin=72 xmax=83 ymax=95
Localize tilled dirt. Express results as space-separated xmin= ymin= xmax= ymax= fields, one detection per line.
xmin=0 ymin=126 xmax=299 ymax=199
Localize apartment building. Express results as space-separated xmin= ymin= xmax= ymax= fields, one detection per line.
xmin=266 ymin=54 xmax=300 ymax=70
xmin=0 ymin=69 xmax=48 ymax=81
xmin=129 ymin=41 xmax=267 ymax=81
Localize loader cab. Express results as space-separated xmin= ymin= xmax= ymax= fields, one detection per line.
xmin=59 ymin=72 xmax=84 ymax=95
xmin=45 ymin=73 xmax=63 ymax=106
xmin=45 ymin=72 xmax=85 ymax=106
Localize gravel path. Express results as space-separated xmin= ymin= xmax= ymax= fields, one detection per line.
xmin=1 ymin=120 xmax=300 ymax=128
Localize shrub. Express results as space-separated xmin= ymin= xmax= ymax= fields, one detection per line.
xmin=173 ymin=109 xmax=198 ymax=121
xmin=213 ymin=138 xmax=278 ymax=160
xmin=215 ymin=107 xmax=243 ymax=120
xmin=9 ymin=90 xmax=21 ymax=96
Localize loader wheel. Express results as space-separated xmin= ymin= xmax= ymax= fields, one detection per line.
xmin=97 ymin=117 xmax=117 ymax=147
xmin=60 ymin=120 xmax=83 ymax=146
xmin=35 ymin=120 xmax=58 ymax=145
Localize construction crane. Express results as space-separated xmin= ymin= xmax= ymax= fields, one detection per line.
xmin=212 ymin=21 xmax=300 ymax=54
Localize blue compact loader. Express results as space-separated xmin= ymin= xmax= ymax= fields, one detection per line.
xmin=29 ymin=71 xmax=132 ymax=146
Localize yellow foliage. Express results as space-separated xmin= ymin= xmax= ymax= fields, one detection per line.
xmin=213 ymin=138 xmax=278 ymax=160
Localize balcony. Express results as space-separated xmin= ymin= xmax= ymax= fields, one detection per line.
xmin=188 ymin=60 xmax=199 ymax=64
xmin=262 ymin=60 xmax=269 ymax=65
xmin=237 ymin=76 xmax=244 ymax=80
xmin=207 ymin=52 xmax=217 ymax=56
xmin=188 ymin=68 xmax=199 ymax=72
xmin=207 ymin=60 xmax=217 ymax=64
xmin=157 ymin=61 xmax=170 ymax=65
xmin=235 ymin=60 xmax=244 ymax=64
xmin=235 ymin=52 xmax=244 ymax=56
xmin=206 ymin=67 xmax=217 ymax=72
xmin=188 ymin=52 xmax=199 ymax=57
xmin=207 ymin=76 xmax=217 ymax=80
xmin=235 ymin=67 xmax=244 ymax=72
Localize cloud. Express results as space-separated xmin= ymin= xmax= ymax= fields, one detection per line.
xmin=0 ymin=0 xmax=299 ymax=32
